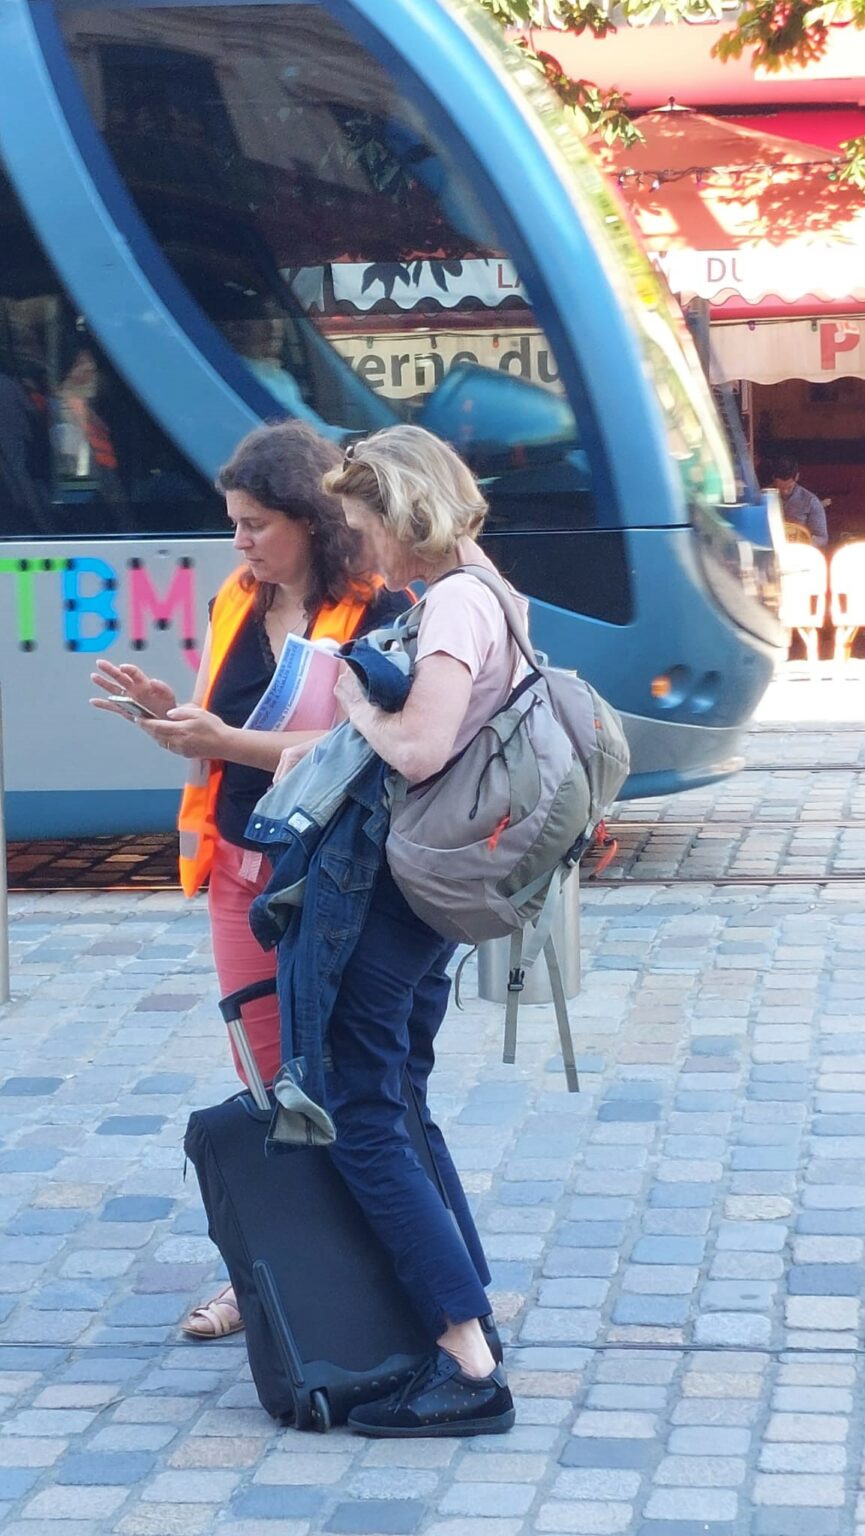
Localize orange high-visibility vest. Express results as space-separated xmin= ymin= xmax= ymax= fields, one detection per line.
xmin=178 ymin=567 xmax=375 ymax=897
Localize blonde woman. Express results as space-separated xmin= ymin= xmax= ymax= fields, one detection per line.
xmin=277 ymin=425 xmax=522 ymax=1438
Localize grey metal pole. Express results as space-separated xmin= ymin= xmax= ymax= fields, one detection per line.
xmin=0 ymin=686 xmax=9 ymax=1006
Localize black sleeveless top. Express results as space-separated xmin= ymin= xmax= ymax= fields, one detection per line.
xmin=209 ymin=587 xmax=410 ymax=849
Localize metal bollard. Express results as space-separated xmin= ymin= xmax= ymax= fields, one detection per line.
xmin=0 ymin=686 xmax=8 ymax=1006
xmin=477 ymin=869 xmax=581 ymax=1004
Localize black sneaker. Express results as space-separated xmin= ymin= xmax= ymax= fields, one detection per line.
xmin=347 ymin=1347 xmax=515 ymax=1438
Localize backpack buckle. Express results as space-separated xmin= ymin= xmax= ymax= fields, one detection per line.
xmin=507 ymin=967 xmax=525 ymax=994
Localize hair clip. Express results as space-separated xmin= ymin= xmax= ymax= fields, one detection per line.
xmin=343 ymin=440 xmax=357 ymax=469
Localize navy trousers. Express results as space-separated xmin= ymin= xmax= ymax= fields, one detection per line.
xmin=325 ymin=864 xmax=492 ymax=1339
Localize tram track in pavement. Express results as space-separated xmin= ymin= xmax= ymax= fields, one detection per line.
xmin=8 ymin=745 xmax=865 ymax=893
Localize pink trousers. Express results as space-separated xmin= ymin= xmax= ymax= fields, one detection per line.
xmin=207 ymin=837 xmax=280 ymax=1088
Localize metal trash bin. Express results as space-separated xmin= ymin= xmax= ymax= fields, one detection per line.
xmin=476 ymin=871 xmax=581 ymax=1004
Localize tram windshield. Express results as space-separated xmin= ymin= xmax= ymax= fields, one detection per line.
xmin=0 ymin=0 xmax=738 ymax=551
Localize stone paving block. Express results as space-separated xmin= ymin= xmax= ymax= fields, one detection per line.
xmin=554 ymin=1467 xmax=642 ymax=1500
xmin=34 ymin=1384 xmax=120 ymax=1410
xmin=111 ymin=1397 xmax=202 ymax=1424
xmin=572 ymin=1411 xmax=658 ymax=1439
xmin=716 ymin=1221 xmax=787 ymax=1251
xmin=557 ymin=1222 xmax=626 ymax=1248
xmin=537 ymin=1279 xmax=609 ymax=1308
xmin=20 ymin=1486 xmax=129 ymax=1519
xmin=772 ymin=1387 xmax=853 ymax=1414
xmin=132 ymin=1075 xmax=195 ymax=1094
xmin=100 ymin=1197 xmax=176 ymax=1223
xmin=424 ymin=1524 xmax=522 ymax=1536
xmin=559 ymin=1437 xmax=658 ymax=1468
xmin=5 ymin=1410 xmax=103 ymax=1438
xmin=753 ymin=1513 xmax=843 ymax=1536
xmin=323 ymin=1504 xmax=429 ymax=1535
xmin=0 ymin=1077 xmax=64 ymax=1096
xmin=6 ymin=1210 xmax=85 ymax=1236
xmin=230 ymin=1486 xmax=325 ymax=1520
xmin=668 ymin=1427 xmax=751 ymax=1456
xmin=693 ymin=1312 xmax=772 ymax=1346
xmin=0 ymin=1439 xmax=65 ymax=1467
xmin=2 ymin=1526 xmax=102 ymax=1536
xmin=753 ymin=1474 xmax=846 ymax=1506
xmin=648 ymin=1184 xmax=717 ymax=1208
xmin=167 ymin=1435 xmax=263 ymax=1468
xmin=612 ymin=1296 xmax=689 ymax=1326
xmin=631 ymin=1237 xmax=705 ymax=1264
xmin=642 ymin=1210 xmax=710 ymax=1236
xmin=637 ymin=1526 xmax=736 ymax=1536
xmin=710 ymin=1252 xmax=784 ymax=1280
xmin=700 ymin=1279 xmax=777 ymax=1310
xmin=55 ymin=1451 xmax=155 ymax=1484
xmin=95 ymin=1118 xmax=167 ymax=1136
xmin=519 ymin=1306 xmax=601 ymax=1343
xmin=536 ymin=1504 xmax=634 ymax=1534
xmin=542 ymin=1248 xmax=618 ymax=1278
xmin=438 ymin=1484 xmax=536 ymax=1517
xmin=765 ymin=1413 xmax=849 ymax=1443
xmin=587 ymin=1386 xmax=667 ymax=1411
xmin=759 ymin=1444 xmax=847 ymax=1473
xmin=785 ymin=1297 xmax=859 ymax=1330
xmin=113 ymin=1507 xmax=220 ymax=1535
xmin=597 ymin=1101 xmax=661 ymax=1122
xmin=0 ymin=1468 xmax=42 ymax=1499
xmin=787 ymin=1264 xmax=863 ymax=1294
xmin=623 ymin=1265 xmax=697 ymax=1290
xmin=655 ymin=1454 xmax=747 ymax=1486
xmin=643 ymin=1489 xmax=738 ymax=1522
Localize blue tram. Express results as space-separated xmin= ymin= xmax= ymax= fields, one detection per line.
xmin=0 ymin=0 xmax=784 ymax=838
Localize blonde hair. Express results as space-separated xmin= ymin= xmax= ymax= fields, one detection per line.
xmin=322 ymin=425 xmax=488 ymax=560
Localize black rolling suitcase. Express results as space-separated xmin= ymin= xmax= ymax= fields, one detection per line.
xmin=183 ymin=979 xmax=447 ymax=1432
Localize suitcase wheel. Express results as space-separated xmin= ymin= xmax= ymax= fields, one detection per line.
xmin=309 ymin=1389 xmax=331 ymax=1434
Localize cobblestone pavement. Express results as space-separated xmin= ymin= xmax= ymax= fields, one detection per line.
xmin=3 ymin=716 xmax=865 ymax=1535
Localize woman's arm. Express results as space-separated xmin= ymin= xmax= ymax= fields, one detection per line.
xmin=138 ymin=622 xmax=329 ymax=767
xmin=138 ymin=708 xmax=328 ymax=770
xmin=336 ymin=653 xmax=472 ymax=783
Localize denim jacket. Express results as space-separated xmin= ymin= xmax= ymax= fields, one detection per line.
xmin=246 ymin=631 xmax=412 ymax=1150
xmin=249 ymin=755 xmax=389 ymax=1150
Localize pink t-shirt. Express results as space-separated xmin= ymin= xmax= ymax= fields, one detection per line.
xmin=414 ymin=546 xmax=530 ymax=756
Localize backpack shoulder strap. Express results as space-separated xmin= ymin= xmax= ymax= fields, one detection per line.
xmin=455 ymin=564 xmax=540 ymax=672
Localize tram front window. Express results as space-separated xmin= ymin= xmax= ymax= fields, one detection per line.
xmin=0 ymin=168 xmax=220 ymax=537
xmin=57 ymin=3 xmax=592 ymax=538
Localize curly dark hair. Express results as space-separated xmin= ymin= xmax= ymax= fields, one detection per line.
xmin=216 ymin=421 xmax=367 ymax=619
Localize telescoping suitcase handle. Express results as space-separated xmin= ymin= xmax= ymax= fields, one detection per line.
xmin=218 ymin=979 xmax=277 ymax=1115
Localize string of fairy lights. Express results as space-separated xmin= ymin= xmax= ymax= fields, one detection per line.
xmin=614 ymin=160 xmax=845 ymax=190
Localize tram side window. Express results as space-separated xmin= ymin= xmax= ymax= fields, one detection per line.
xmin=0 ymin=170 xmax=221 ymax=539
xmin=59 ymin=3 xmax=597 ymax=534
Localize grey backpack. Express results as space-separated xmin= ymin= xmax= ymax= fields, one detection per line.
xmin=386 ymin=566 xmax=630 ymax=1091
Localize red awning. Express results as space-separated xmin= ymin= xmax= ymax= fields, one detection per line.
xmin=600 ymin=108 xmax=865 ymax=310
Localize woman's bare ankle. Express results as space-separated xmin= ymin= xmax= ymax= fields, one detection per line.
xmin=437 ymin=1318 xmax=496 ymax=1379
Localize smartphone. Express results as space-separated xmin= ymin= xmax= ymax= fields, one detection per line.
xmin=112 ymin=694 xmax=159 ymax=721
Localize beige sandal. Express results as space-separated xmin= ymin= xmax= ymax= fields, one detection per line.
xmin=182 ymin=1284 xmax=244 ymax=1339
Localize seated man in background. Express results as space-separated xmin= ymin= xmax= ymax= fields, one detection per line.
xmin=773 ymin=455 xmax=828 ymax=549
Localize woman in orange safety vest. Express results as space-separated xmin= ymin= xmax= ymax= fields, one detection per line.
xmin=90 ymin=420 xmax=410 ymax=1339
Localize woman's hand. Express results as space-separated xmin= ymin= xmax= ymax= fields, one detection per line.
xmin=138 ymin=705 xmax=230 ymax=760
xmin=273 ymin=739 xmax=316 ymax=784
xmin=90 ymin=659 xmax=177 ymax=719
xmin=333 ymin=664 xmax=365 ymax=723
